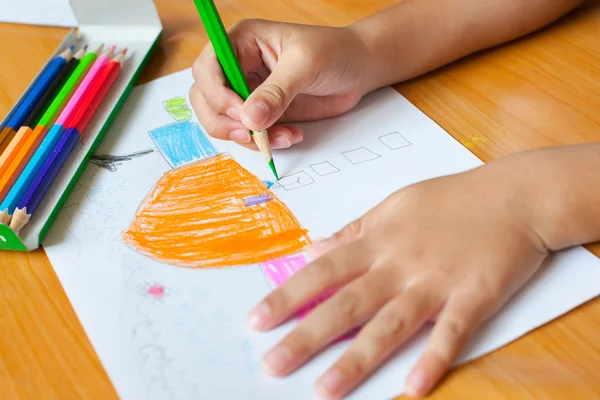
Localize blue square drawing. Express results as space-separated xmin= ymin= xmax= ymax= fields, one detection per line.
xmin=149 ymin=120 xmax=219 ymax=168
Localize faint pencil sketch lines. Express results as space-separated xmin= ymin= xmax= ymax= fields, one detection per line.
xmin=342 ymin=146 xmax=381 ymax=164
xmin=310 ymin=161 xmax=340 ymax=176
xmin=379 ymin=131 xmax=412 ymax=150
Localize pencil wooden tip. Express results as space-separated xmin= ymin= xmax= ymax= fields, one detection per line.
xmin=112 ymin=48 xmax=128 ymax=64
xmin=74 ymin=46 xmax=87 ymax=59
xmin=252 ymin=130 xmax=273 ymax=162
xmin=8 ymin=207 xmax=30 ymax=235
xmin=104 ymin=45 xmax=116 ymax=58
xmin=59 ymin=46 xmax=74 ymax=60
xmin=0 ymin=209 xmax=11 ymax=226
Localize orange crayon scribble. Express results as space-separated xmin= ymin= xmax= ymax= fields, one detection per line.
xmin=122 ymin=153 xmax=311 ymax=268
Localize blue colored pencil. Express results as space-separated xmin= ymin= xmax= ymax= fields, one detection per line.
xmin=9 ymin=128 xmax=79 ymax=233
xmin=5 ymin=47 xmax=74 ymax=130
xmin=0 ymin=53 xmax=54 ymax=132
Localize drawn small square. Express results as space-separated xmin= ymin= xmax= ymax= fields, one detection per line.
xmin=279 ymin=171 xmax=314 ymax=191
xmin=310 ymin=161 xmax=340 ymax=176
xmin=379 ymin=132 xmax=412 ymax=150
xmin=342 ymin=147 xmax=381 ymax=165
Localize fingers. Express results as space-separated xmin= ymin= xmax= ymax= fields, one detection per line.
xmin=306 ymin=217 xmax=367 ymax=260
xmin=189 ymin=84 xmax=247 ymax=142
xmin=192 ymin=45 xmax=244 ymax=116
xmin=190 ymin=45 xmax=305 ymax=150
xmin=315 ymin=286 xmax=443 ymax=399
xmin=261 ymin=267 xmax=399 ymax=377
xmin=241 ymin=51 xmax=313 ymax=132
xmin=404 ymin=294 xmax=493 ymax=397
xmin=248 ymin=241 xmax=373 ymax=332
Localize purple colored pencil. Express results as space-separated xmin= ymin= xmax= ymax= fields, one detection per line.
xmin=17 ymin=128 xmax=80 ymax=216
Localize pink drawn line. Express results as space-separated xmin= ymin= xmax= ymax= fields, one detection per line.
xmin=260 ymin=254 xmax=359 ymax=341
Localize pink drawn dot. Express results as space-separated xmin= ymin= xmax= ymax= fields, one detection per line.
xmin=146 ymin=284 xmax=165 ymax=299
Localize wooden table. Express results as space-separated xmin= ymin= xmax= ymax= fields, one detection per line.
xmin=1 ymin=1 xmax=600 ymax=399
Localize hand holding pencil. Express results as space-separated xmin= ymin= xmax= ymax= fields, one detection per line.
xmin=189 ymin=9 xmax=369 ymax=161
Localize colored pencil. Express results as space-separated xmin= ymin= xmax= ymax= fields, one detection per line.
xmin=0 ymin=53 xmax=54 ymax=147
xmin=38 ymin=45 xmax=103 ymax=128
xmin=0 ymin=45 xmax=107 ymax=225
xmin=0 ymin=47 xmax=84 ymax=181
xmin=192 ymin=0 xmax=279 ymax=180
xmin=9 ymin=129 xmax=79 ymax=233
xmin=56 ymin=45 xmax=114 ymax=127
xmin=0 ymin=53 xmax=52 ymax=132
xmin=10 ymin=49 xmax=127 ymax=233
xmin=0 ymin=47 xmax=73 ymax=155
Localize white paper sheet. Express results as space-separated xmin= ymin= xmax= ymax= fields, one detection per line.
xmin=0 ymin=0 xmax=77 ymax=27
xmin=43 ymin=68 xmax=600 ymax=400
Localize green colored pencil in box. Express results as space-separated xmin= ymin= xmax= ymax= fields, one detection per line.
xmin=192 ymin=0 xmax=279 ymax=180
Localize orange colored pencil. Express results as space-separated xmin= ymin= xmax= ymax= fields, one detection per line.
xmin=0 ymin=126 xmax=47 ymax=201
xmin=0 ymin=127 xmax=17 ymax=155
xmin=0 ymin=127 xmax=31 ymax=177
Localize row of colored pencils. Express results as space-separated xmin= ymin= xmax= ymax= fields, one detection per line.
xmin=0 ymin=44 xmax=127 ymax=235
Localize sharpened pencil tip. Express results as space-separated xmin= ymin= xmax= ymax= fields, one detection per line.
xmin=268 ymin=159 xmax=279 ymax=180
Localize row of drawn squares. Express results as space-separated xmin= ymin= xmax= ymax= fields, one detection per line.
xmin=273 ymin=132 xmax=412 ymax=190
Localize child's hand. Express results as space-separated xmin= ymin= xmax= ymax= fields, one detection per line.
xmin=190 ymin=20 xmax=372 ymax=150
xmin=247 ymin=158 xmax=550 ymax=398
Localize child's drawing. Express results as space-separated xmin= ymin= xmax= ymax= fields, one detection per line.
xmin=91 ymin=149 xmax=157 ymax=171
xmin=163 ymin=96 xmax=194 ymax=121
xmin=310 ymin=161 xmax=340 ymax=176
xmin=121 ymin=153 xmax=311 ymax=268
xmin=148 ymin=120 xmax=218 ymax=168
xmin=278 ymin=170 xmax=315 ymax=191
xmin=379 ymin=131 xmax=412 ymax=150
xmin=342 ymin=146 xmax=381 ymax=164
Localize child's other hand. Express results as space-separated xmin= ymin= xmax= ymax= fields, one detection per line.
xmin=247 ymin=157 xmax=550 ymax=398
xmin=190 ymin=20 xmax=371 ymax=150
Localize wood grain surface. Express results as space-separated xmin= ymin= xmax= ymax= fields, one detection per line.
xmin=1 ymin=1 xmax=600 ymax=398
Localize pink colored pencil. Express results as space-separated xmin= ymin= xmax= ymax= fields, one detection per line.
xmin=55 ymin=45 xmax=114 ymax=126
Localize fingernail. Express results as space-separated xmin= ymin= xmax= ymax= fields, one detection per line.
xmin=316 ymin=369 xmax=344 ymax=396
xmin=405 ymin=369 xmax=428 ymax=397
xmin=247 ymin=302 xmax=271 ymax=330
xmin=272 ymin=135 xmax=292 ymax=149
xmin=291 ymin=132 xmax=303 ymax=144
xmin=230 ymin=129 xmax=251 ymax=143
xmin=246 ymin=103 xmax=269 ymax=127
xmin=262 ymin=346 xmax=292 ymax=375
xmin=226 ymin=107 xmax=241 ymax=121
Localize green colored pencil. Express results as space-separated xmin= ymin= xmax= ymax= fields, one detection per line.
xmin=192 ymin=0 xmax=279 ymax=180
xmin=37 ymin=44 xmax=103 ymax=128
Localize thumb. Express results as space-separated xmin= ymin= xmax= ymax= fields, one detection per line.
xmin=241 ymin=53 xmax=311 ymax=131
